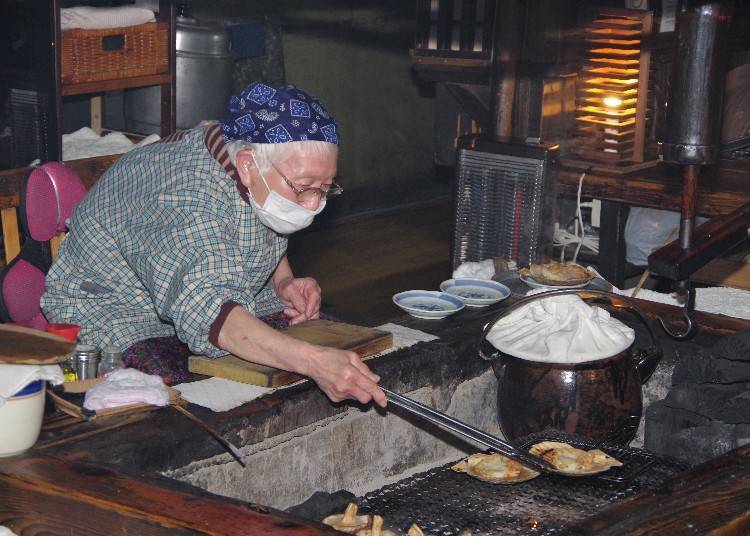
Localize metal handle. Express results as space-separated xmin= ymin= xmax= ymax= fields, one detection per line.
xmin=382 ymin=387 xmax=556 ymax=474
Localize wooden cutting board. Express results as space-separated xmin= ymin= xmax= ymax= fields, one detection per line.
xmin=188 ymin=319 xmax=393 ymax=387
xmin=0 ymin=324 xmax=76 ymax=364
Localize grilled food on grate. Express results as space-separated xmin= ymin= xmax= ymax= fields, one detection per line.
xmin=451 ymin=453 xmax=540 ymax=484
xmin=407 ymin=524 xmax=425 ymax=536
xmin=519 ymin=261 xmax=593 ymax=286
xmin=529 ymin=441 xmax=622 ymax=475
xmin=323 ymin=503 xmax=371 ymax=533
xmin=355 ymin=515 xmax=397 ymax=536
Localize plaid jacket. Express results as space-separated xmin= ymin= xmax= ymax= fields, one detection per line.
xmin=41 ymin=124 xmax=286 ymax=357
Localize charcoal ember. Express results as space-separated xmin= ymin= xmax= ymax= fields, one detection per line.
xmin=664 ymin=384 xmax=750 ymax=423
xmin=671 ymin=353 xmax=750 ymax=384
xmin=664 ymin=422 xmax=738 ymax=465
xmin=644 ymin=401 xmax=710 ymax=454
xmin=286 ymin=490 xmax=357 ymax=521
xmin=712 ymin=330 xmax=750 ymax=362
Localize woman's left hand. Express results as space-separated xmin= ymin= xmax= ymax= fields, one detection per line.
xmin=275 ymin=276 xmax=322 ymax=325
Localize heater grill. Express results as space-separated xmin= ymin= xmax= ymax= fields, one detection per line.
xmin=451 ymin=137 xmax=555 ymax=269
xmin=359 ymin=431 xmax=688 ymax=535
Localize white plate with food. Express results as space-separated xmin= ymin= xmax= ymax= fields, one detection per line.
xmin=519 ymin=274 xmax=592 ymax=290
xmin=393 ymin=290 xmax=465 ymax=320
xmin=519 ymin=261 xmax=594 ymax=289
xmin=439 ymin=278 xmax=511 ymax=307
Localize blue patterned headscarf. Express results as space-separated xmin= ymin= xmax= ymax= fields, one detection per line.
xmin=220 ymin=82 xmax=339 ymax=145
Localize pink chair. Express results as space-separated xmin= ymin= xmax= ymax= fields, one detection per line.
xmin=0 ymin=162 xmax=87 ymax=329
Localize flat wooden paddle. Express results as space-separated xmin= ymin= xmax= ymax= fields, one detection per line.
xmin=0 ymin=324 xmax=76 ymax=365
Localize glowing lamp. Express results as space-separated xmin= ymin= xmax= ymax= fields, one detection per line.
xmin=571 ymin=8 xmax=654 ymax=169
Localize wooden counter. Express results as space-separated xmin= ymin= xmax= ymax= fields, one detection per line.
xmin=557 ymin=160 xmax=750 ymax=218
xmin=1 ymin=293 xmax=750 ymax=535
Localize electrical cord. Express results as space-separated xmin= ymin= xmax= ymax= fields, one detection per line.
xmin=553 ymin=170 xmax=599 ymax=263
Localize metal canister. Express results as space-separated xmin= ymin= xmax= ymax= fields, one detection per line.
xmin=71 ymin=344 xmax=101 ymax=381
xmin=124 ymin=15 xmax=234 ymax=132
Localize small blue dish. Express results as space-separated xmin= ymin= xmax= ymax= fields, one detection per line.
xmin=393 ymin=290 xmax=465 ymax=320
xmin=440 ymin=278 xmax=511 ymax=307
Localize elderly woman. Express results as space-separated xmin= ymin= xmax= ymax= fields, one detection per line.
xmin=41 ymin=82 xmax=385 ymax=407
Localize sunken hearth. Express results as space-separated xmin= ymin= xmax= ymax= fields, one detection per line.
xmin=645 ymin=330 xmax=750 ymax=464
xmin=53 ymin=309 xmax=747 ymax=534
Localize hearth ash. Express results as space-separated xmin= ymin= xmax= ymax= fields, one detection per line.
xmin=645 ymin=330 xmax=750 ymax=465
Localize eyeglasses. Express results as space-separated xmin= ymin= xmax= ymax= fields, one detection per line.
xmin=271 ymin=162 xmax=343 ymax=204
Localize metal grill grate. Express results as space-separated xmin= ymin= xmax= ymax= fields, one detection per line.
xmin=451 ymin=138 xmax=555 ymax=270
xmin=358 ymin=431 xmax=688 ymax=535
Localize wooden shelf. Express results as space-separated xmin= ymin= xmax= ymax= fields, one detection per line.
xmin=49 ymin=0 xmax=176 ymax=158
xmin=61 ymin=73 xmax=172 ymax=97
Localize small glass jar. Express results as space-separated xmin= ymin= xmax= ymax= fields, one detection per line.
xmin=98 ymin=345 xmax=123 ymax=376
xmin=72 ymin=344 xmax=101 ymax=380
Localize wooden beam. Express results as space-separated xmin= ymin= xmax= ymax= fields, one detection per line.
xmin=0 ymin=455 xmax=335 ymax=535
xmin=558 ymin=162 xmax=750 ymax=217
xmin=90 ymin=96 xmax=103 ymax=134
xmin=569 ymin=445 xmax=750 ymax=535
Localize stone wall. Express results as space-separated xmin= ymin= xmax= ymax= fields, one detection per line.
xmin=163 ymin=370 xmax=499 ymax=510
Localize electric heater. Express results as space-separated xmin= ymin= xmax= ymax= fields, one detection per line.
xmin=451 ymin=136 xmax=557 ymax=270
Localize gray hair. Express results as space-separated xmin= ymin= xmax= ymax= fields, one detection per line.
xmin=227 ymin=140 xmax=338 ymax=174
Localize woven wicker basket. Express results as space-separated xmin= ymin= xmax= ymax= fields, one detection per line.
xmin=60 ymin=22 xmax=169 ymax=85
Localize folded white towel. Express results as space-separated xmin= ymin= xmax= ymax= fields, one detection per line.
xmin=83 ymin=368 xmax=169 ymax=410
xmin=0 ymin=364 xmax=64 ymax=407
xmin=60 ymin=127 xmax=160 ymax=161
xmin=61 ymin=6 xmax=156 ymax=31
xmin=452 ymin=259 xmax=495 ymax=280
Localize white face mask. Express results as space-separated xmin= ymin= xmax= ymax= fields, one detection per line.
xmin=247 ymin=154 xmax=326 ymax=235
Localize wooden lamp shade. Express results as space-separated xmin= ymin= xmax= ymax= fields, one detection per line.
xmin=571 ymin=8 xmax=654 ymax=173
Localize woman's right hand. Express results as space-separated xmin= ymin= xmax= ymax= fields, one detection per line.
xmin=306 ymin=346 xmax=387 ymax=407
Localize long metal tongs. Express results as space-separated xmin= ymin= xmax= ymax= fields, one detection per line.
xmin=382 ymin=387 xmax=556 ymax=474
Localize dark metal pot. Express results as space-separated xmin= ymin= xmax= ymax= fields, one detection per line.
xmin=479 ymin=289 xmax=663 ymax=444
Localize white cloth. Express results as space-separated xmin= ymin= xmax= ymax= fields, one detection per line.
xmin=486 ymin=294 xmax=635 ymax=363
xmin=452 ymin=259 xmax=495 ymax=280
xmin=619 ymin=287 xmax=750 ymax=321
xmin=62 ymin=127 xmax=160 ymax=161
xmin=174 ymin=323 xmax=440 ymax=412
xmin=174 ymin=378 xmax=272 ymax=413
xmin=83 ymin=368 xmax=169 ymax=410
xmin=29 ymin=128 xmax=160 ymax=165
xmin=0 ymin=364 xmax=63 ymax=407
xmin=60 ymin=7 xmax=156 ymax=31
xmin=0 ymin=526 xmax=19 ymax=536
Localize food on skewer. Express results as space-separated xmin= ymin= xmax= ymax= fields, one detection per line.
xmin=323 ymin=502 xmax=371 ymax=533
xmin=529 ymin=441 xmax=623 ymax=475
xmin=451 ymin=452 xmax=539 ymax=484
xmin=356 ymin=515 xmax=397 ymax=536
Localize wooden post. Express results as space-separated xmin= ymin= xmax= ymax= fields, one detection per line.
xmin=1 ymin=207 xmax=20 ymax=264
